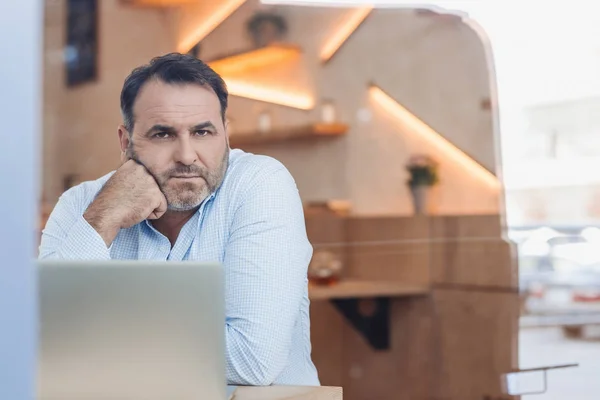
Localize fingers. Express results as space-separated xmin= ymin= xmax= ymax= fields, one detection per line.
xmin=128 ymin=161 xmax=165 ymax=220
xmin=115 ymin=159 xmax=143 ymax=178
xmin=121 ymin=158 xmax=149 ymax=174
xmin=147 ymin=191 xmax=168 ymax=220
xmin=114 ymin=158 xmax=168 ymax=221
xmin=119 ymin=159 xmax=157 ymax=187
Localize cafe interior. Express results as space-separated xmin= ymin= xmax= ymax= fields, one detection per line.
xmin=39 ymin=0 xmax=521 ymax=399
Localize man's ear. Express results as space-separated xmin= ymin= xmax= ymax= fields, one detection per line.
xmin=117 ymin=125 xmax=131 ymax=163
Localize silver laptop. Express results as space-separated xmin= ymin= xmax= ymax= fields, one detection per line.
xmin=37 ymin=260 xmax=226 ymax=400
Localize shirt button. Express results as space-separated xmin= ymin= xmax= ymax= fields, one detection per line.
xmin=159 ymin=246 xmax=167 ymax=252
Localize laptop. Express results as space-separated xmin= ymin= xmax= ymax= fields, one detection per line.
xmin=37 ymin=260 xmax=228 ymax=400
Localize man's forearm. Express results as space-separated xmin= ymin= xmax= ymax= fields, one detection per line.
xmin=83 ymin=203 xmax=121 ymax=247
xmin=39 ymin=214 xmax=113 ymax=260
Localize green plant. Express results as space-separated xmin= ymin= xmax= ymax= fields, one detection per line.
xmin=406 ymin=154 xmax=439 ymax=187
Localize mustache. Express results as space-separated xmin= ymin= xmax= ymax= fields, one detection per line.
xmin=166 ymin=165 xmax=207 ymax=178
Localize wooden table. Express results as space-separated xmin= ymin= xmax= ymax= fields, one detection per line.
xmin=230 ymin=385 xmax=342 ymax=399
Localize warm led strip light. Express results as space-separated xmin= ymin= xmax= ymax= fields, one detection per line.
xmin=226 ymin=79 xmax=315 ymax=109
xmin=369 ymin=85 xmax=500 ymax=190
xmin=320 ymin=6 xmax=372 ymax=62
xmin=208 ymin=45 xmax=301 ymax=76
xmin=177 ymin=0 xmax=246 ymax=54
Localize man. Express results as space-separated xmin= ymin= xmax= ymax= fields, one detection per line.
xmin=39 ymin=53 xmax=319 ymax=387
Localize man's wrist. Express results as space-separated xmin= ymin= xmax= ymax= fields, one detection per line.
xmin=83 ymin=203 xmax=120 ymax=247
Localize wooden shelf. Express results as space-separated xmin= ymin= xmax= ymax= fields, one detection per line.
xmin=208 ymin=45 xmax=302 ymax=76
xmin=309 ymin=279 xmax=429 ymax=301
xmin=229 ymin=123 xmax=347 ymax=147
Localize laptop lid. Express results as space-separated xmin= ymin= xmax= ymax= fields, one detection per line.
xmin=37 ymin=260 xmax=225 ymax=400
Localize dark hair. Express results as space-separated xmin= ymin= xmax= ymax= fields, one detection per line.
xmin=120 ymin=53 xmax=228 ymax=132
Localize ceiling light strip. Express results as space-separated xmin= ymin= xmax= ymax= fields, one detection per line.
xmin=177 ymin=0 xmax=247 ymax=54
xmin=320 ymin=6 xmax=372 ymax=63
xmin=226 ymin=79 xmax=315 ymax=110
xmin=369 ymin=84 xmax=500 ymax=190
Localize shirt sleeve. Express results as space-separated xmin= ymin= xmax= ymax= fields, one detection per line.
xmin=38 ymin=187 xmax=112 ymax=260
xmin=223 ymin=165 xmax=313 ymax=386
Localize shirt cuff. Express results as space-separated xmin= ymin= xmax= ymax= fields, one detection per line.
xmin=58 ymin=216 xmax=112 ymax=260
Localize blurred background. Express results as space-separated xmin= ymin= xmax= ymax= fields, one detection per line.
xmin=39 ymin=0 xmax=600 ymax=399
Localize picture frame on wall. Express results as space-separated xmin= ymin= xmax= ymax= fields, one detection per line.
xmin=66 ymin=0 xmax=98 ymax=86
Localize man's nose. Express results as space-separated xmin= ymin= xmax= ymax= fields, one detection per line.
xmin=174 ymin=136 xmax=197 ymax=165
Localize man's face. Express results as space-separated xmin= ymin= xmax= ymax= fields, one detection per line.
xmin=120 ymin=80 xmax=229 ymax=211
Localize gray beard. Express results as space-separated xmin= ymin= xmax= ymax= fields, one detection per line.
xmin=126 ymin=143 xmax=229 ymax=211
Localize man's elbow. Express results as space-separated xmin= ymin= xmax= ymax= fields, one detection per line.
xmin=233 ymin=372 xmax=276 ymax=387
xmin=226 ymin=334 xmax=289 ymax=386
xmin=37 ymin=249 xmax=58 ymax=260
xmin=228 ymin=354 xmax=286 ymax=386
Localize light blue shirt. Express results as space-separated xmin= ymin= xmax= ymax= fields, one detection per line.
xmin=39 ymin=149 xmax=320 ymax=387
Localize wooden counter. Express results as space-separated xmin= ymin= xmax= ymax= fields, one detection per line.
xmin=309 ymin=280 xmax=429 ymax=300
xmin=231 ymin=385 xmax=342 ymax=399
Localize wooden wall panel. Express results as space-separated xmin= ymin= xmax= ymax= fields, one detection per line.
xmin=340 ymin=296 xmax=434 ymax=400
xmin=430 ymin=289 xmax=520 ymax=400
xmin=429 ymin=215 xmax=502 ymax=239
xmin=429 ymin=239 xmax=518 ymax=288
xmin=344 ymin=296 xmax=437 ymax=400
xmin=345 ymin=217 xmax=431 ymax=285
xmin=428 ymin=215 xmax=517 ymax=288
xmin=310 ymin=301 xmax=345 ymax=387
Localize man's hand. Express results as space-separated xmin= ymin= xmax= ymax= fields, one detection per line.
xmin=83 ymin=160 xmax=168 ymax=246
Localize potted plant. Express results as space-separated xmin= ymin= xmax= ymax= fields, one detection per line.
xmin=406 ymin=154 xmax=439 ymax=214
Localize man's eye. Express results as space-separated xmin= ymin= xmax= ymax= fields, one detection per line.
xmin=194 ymin=130 xmax=211 ymax=137
xmin=154 ymin=132 xmax=171 ymax=139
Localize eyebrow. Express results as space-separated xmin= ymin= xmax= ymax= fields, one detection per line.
xmin=189 ymin=122 xmax=218 ymax=132
xmin=145 ymin=124 xmax=176 ymax=137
